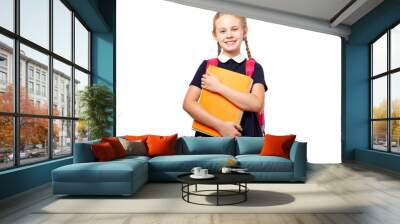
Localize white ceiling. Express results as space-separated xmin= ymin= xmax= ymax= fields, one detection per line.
xmin=165 ymin=0 xmax=384 ymax=39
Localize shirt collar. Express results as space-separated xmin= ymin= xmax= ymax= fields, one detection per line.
xmin=218 ymin=52 xmax=246 ymax=63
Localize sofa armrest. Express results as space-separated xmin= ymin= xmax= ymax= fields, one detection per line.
xmin=73 ymin=141 xmax=99 ymax=163
xmin=289 ymin=141 xmax=307 ymax=181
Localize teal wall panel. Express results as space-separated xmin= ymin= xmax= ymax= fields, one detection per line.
xmin=343 ymin=0 xmax=400 ymax=172
xmin=0 ymin=158 xmax=72 ymax=199
xmin=0 ymin=0 xmax=116 ymax=200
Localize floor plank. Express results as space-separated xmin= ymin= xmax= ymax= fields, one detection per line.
xmin=1 ymin=162 xmax=400 ymax=224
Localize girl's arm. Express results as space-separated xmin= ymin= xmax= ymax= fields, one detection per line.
xmin=182 ymin=85 xmax=242 ymax=136
xmin=201 ymin=73 xmax=265 ymax=112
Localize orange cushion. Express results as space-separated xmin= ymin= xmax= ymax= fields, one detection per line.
xmin=91 ymin=142 xmax=117 ymax=161
xmin=124 ymin=135 xmax=149 ymax=141
xmin=146 ymin=134 xmax=178 ymax=157
xmin=101 ymin=137 xmax=127 ymax=158
xmin=259 ymin=134 xmax=296 ymax=159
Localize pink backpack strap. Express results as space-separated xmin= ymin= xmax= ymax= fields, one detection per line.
xmin=206 ymin=58 xmax=219 ymax=70
xmin=245 ymin=58 xmax=256 ymax=77
xmin=245 ymin=58 xmax=265 ymax=136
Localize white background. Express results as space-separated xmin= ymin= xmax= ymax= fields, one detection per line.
xmin=116 ymin=0 xmax=342 ymax=163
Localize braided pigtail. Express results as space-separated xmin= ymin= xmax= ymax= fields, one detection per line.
xmin=244 ymin=37 xmax=252 ymax=59
xmin=217 ymin=42 xmax=222 ymax=56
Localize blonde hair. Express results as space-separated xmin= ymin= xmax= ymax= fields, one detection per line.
xmin=212 ymin=12 xmax=252 ymax=59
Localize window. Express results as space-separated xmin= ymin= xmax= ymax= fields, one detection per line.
xmin=0 ymin=34 xmax=13 ymax=114
xmin=0 ymin=54 xmax=7 ymax=88
xmin=53 ymin=0 xmax=72 ymax=60
xmin=42 ymin=85 xmax=46 ymax=97
xmin=0 ymin=55 xmax=7 ymax=67
xmin=35 ymin=70 xmax=40 ymax=81
xmin=0 ymin=0 xmax=13 ymax=32
xmin=371 ymin=23 xmax=400 ymax=154
xmin=0 ymin=71 xmax=6 ymax=85
xmin=20 ymin=0 xmax=49 ymax=49
xmin=28 ymin=81 xmax=34 ymax=94
xmin=75 ymin=18 xmax=89 ymax=69
xmin=0 ymin=116 xmax=13 ymax=170
xmin=53 ymin=119 xmax=72 ymax=158
xmin=29 ymin=67 xmax=34 ymax=80
xmin=53 ymin=59 xmax=71 ymax=117
xmin=0 ymin=0 xmax=91 ymax=170
xmin=36 ymin=83 xmax=40 ymax=95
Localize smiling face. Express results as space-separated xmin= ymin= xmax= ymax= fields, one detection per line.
xmin=213 ymin=14 xmax=247 ymax=57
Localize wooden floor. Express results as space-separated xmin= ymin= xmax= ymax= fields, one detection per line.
xmin=1 ymin=162 xmax=400 ymax=224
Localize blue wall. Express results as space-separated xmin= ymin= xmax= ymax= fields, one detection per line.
xmin=0 ymin=158 xmax=72 ymax=199
xmin=343 ymin=0 xmax=400 ymax=171
xmin=0 ymin=0 xmax=116 ymax=200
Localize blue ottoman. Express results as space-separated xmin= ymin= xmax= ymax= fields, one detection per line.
xmin=52 ymin=157 xmax=148 ymax=196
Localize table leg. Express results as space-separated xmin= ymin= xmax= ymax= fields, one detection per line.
xmin=187 ymin=184 xmax=190 ymax=202
xmin=245 ymin=183 xmax=247 ymax=201
xmin=217 ymin=184 xmax=219 ymax=206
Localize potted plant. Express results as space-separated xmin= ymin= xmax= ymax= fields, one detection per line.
xmin=79 ymin=84 xmax=114 ymax=140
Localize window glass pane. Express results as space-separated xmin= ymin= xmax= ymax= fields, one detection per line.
xmin=75 ymin=120 xmax=88 ymax=143
xmin=391 ymin=120 xmax=400 ymax=153
xmin=391 ymin=24 xmax=400 ymax=70
xmin=74 ymin=69 xmax=89 ymax=118
xmin=53 ymin=0 xmax=72 ymax=60
xmin=372 ymin=121 xmax=388 ymax=151
xmin=391 ymin=72 xmax=400 ymax=117
xmin=20 ymin=44 xmax=49 ymax=115
xmin=0 ymin=116 xmax=13 ymax=170
xmin=0 ymin=34 xmax=14 ymax=112
xmin=372 ymin=77 xmax=387 ymax=119
xmin=53 ymin=59 xmax=72 ymax=117
xmin=0 ymin=0 xmax=13 ymax=31
xmin=20 ymin=117 xmax=49 ymax=165
xmin=20 ymin=0 xmax=49 ymax=49
xmin=75 ymin=18 xmax=89 ymax=70
xmin=372 ymin=33 xmax=387 ymax=76
xmin=53 ymin=119 xmax=72 ymax=157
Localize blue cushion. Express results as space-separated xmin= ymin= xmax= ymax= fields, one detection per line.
xmin=236 ymin=155 xmax=293 ymax=172
xmin=235 ymin=137 xmax=264 ymax=155
xmin=73 ymin=139 xmax=100 ymax=163
xmin=52 ymin=159 xmax=147 ymax=183
xmin=117 ymin=155 xmax=150 ymax=163
xmin=149 ymin=154 xmax=235 ymax=172
xmin=176 ymin=136 xmax=235 ymax=155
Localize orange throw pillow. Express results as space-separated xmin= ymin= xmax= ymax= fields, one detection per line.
xmin=124 ymin=135 xmax=149 ymax=141
xmin=146 ymin=134 xmax=178 ymax=157
xmin=91 ymin=142 xmax=117 ymax=161
xmin=259 ymin=134 xmax=296 ymax=159
xmin=101 ymin=137 xmax=127 ymax=158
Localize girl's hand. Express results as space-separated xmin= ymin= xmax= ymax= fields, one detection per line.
xmin=217 ymin=121 xmax=243 ymax=137
xmin=201 ymin=73 xmax=222 ymax=93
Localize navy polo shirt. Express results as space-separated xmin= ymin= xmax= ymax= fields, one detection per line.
xmin=189 ymin=59 xmax=268 ymax=137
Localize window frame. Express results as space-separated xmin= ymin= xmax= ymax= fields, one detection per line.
xmin=370 ymin=20 xmax=400 ymax=154
xmin=0 ymin=0 xmax=92 ymax=171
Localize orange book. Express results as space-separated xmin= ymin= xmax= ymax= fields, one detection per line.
xmin=192 ymin=65 xmax=253 ymax=136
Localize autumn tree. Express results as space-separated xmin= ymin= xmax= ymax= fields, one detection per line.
xmin=372 ymin=99 xmax=400 ymax=143
xmin=0 ymin=84 xmax=60 ymax=152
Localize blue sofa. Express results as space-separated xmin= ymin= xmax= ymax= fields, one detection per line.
xmin=52 ymin=137 xmax=307 ymax=196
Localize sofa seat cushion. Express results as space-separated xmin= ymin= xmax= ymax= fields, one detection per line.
xmin=149 ymin=154 xmax=235 ymax=172
xmin=117 ymin=155 xmax=150 ymax=162
xmin=176 ymin=137 xmax=236 ymax=155
xmin=53 ymin=159 xmax=147 ymax=183
xmin=236 ymin=155 xmax=293 ymax=172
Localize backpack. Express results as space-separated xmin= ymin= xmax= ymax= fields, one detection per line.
xmin=206 ymin=58 xmax=265 ymax=136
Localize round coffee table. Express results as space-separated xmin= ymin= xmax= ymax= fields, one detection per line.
xmin=177 ymin=172 xmax=255 ymax=206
